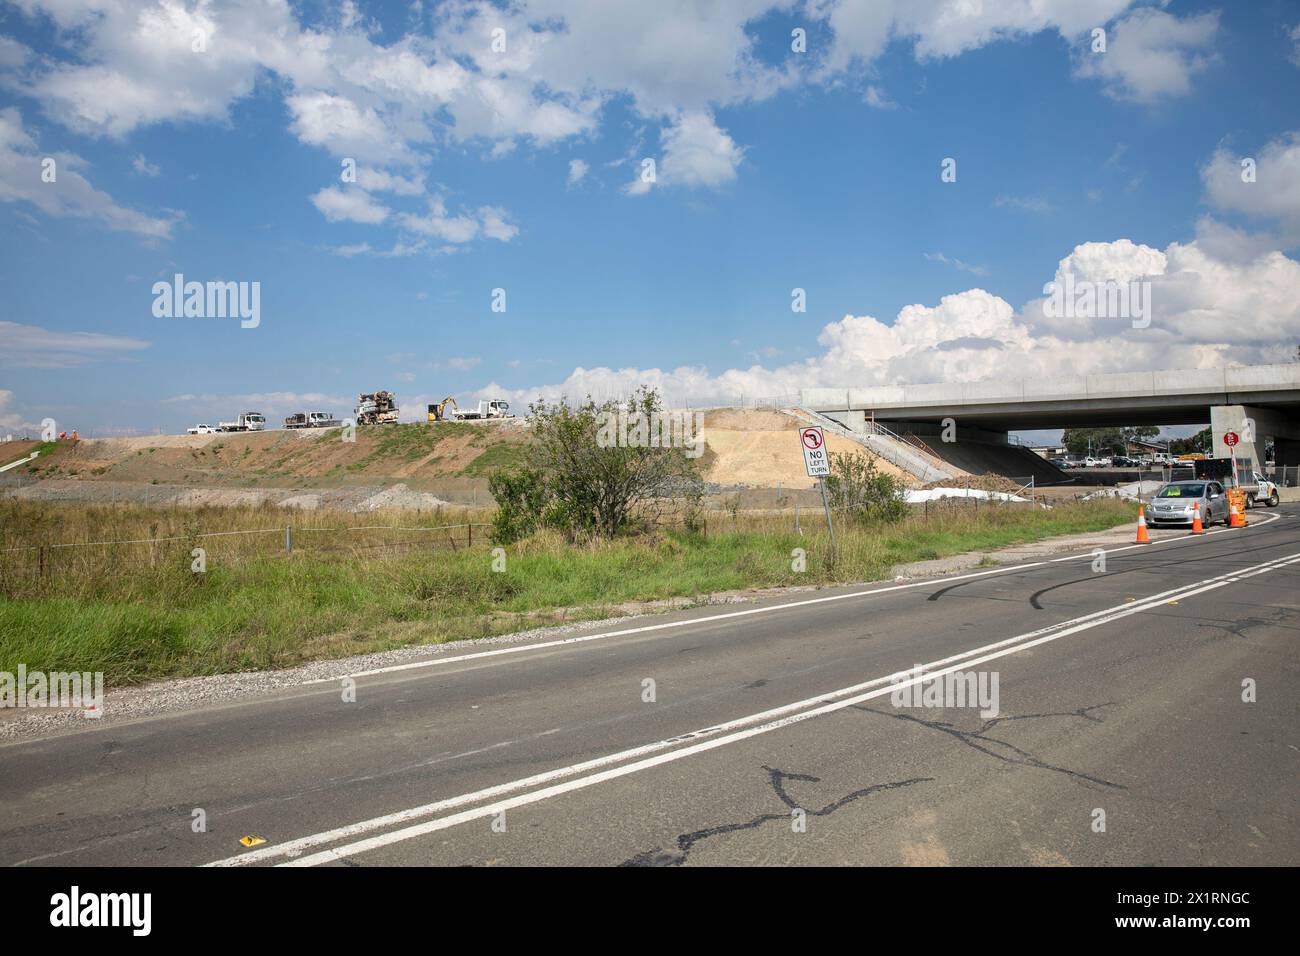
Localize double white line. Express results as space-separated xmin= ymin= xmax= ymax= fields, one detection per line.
xmin=206 ymin=545 xmax=1300 ymax=867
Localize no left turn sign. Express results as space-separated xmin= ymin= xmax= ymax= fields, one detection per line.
xmin=800 ymin=426 xmax=829 ymax=477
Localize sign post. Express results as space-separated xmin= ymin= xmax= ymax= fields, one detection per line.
xmin=800 ymin=426 xmax=835 ymax=551
xmin=1224 ymin=431 xmax=1239 ymax=487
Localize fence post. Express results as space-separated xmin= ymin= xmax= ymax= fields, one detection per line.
xmin=285 ymin=526 xmax=292 ymax=553
xmin=468 ymin=523 xmax=473 ymax=548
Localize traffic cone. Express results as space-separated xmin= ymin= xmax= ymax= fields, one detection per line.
xmin=1135 ymin=504 xmax=1150 ymax=543
xmin=1191 ymin=500 xmax=1205 ymax=535
xmin=1230 ymin=502 xmax=1245 ymax=529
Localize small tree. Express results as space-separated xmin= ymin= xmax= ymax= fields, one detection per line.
xmin=824 ymin=450 xmax=907 ymax=523
xmin=488 ymin=387 xmax=704 ymax=543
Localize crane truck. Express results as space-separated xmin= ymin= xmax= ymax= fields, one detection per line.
xmin=355 ymin=391 xmax=399 ymax=426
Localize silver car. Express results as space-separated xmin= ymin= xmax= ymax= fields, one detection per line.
xmin=1147 ymin=480 xmax=1230 ymax=527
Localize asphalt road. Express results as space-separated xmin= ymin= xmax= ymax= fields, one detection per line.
xmin=3 ymin=507 xmax=1298 ymax=867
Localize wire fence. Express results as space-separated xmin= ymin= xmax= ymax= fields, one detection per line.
xmin=0 ymin=521 xmax=494 ymax=589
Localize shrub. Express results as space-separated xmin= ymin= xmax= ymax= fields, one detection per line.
xmin=487 ymin=387 xmax=703 ymax=542
xmin=824 ymin=451 xmax=908 ymax=523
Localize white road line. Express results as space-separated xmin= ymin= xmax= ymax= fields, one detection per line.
xmin=299 ymin=512 xmax=1281 ymax=686
xmin=205 ymin=544 xmax=1300 ymax=867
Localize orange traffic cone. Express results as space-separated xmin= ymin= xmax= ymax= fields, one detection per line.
xmin=1229 ymin=502 xmax=1245 ymax=528
xmin=1191 ymin=500 xmax=1205 ymax=535
xmin=1135 ymin=504 xmax=1150 ymax=543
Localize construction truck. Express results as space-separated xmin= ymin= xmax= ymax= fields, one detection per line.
xmin=284 ymin=411 xmax=341 ymax=429
xmin=427 ymin=397 xmax=458 ymax=422
xmin=218 ymin=412 xmax=267 ymax=432
xmin=453 ymin=399 xmax=513 ymax=421
xmin=1194 ymin=457 xmax=1280 ymax=508
xmin=354 ymin=391 xmax=399 ymax=426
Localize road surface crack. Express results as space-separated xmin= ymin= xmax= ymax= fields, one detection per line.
xmin=620 ymin=767 xmax=931 ymax=867
xmin=854 ymin=703 xmax=1125 ymax=790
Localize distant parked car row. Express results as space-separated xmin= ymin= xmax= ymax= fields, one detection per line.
xmin=1049 ymin=454 xmax=1179 ymax=470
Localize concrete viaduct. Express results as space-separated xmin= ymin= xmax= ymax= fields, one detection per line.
xmin=800 ymin=363 xmax=1300 ymax=470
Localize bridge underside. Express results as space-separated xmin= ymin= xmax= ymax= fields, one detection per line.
xmin=839 ymin=392 xmax=1300 ymax=432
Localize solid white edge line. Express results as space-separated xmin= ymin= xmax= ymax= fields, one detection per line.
xmin=297 ymin=512 xmax=1282 ymax=686
xmin=204 ymin=542 xmax=1300 ymax=867
xmin=277 ymin=549 xmax=1300 ymax=867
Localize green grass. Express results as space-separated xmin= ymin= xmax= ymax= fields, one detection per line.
xmin=0 ymin=498 xmax=1133 ymax=685
xmin=460 ymin=441 xmax=527 ymax=476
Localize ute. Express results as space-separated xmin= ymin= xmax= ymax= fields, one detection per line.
xmin=1193 ymin=457 xmax=1280 ymax=508
xmin=355 ymin=391 xmax=399 ymax=426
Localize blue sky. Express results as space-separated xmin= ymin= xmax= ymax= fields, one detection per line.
xmin=1 ymin=0 xmax=1298 ymax=438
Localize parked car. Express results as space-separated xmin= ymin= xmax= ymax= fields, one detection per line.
xmin=187 ymin=424 xmax=219 ymax=434
xmin=1147 ymin=481 xmax=1230 ymax=527
xmin=1048 ymin=457 xmax=1072 ymax=469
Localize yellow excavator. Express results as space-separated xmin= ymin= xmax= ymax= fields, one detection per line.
xmin=427 ymin=396 xmax=458 ymax=423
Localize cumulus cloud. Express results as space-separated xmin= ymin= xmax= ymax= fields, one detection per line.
xmin=659 ymin=110 xmax=744 ymax=188
xmin=0 ymin=108 xmax=178 ymax=238
xmin=6 ymin=0 xmax=1211 ymax=220
xmin=567 ymin=158 xmax=589 ymax=185
xmin=1074 ymin=8 xmax=1220 ymax=103
xmin=1201 ymin=132 xmax=1300 ymax=239
xmin=0 ymin=389 xmax=37 ymax=433
xmin=481 ymin=232 xmax=1300 ymax=408
xmin=0 ymin=320 xmax=150 ymax=369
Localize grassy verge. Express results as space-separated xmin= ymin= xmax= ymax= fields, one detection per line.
xmin=0 ymin=498 xmax=1133 ymax=685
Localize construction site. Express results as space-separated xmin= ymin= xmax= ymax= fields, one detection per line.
xmin=0 ymin=405 xmax=1072 ymax=514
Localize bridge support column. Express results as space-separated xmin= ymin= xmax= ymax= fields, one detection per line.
xmin=1210 ymin=405 xmax=1300 ymax=470
xmin=822 ymin=409 xmax=865 ymax=433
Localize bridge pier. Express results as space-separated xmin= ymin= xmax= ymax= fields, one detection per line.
xmin=1210 ymin=404 xmax=1300 ymax=470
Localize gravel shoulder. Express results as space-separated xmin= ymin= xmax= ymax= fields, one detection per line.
xmin=0 ymin=520 xmax=1148 ymax=743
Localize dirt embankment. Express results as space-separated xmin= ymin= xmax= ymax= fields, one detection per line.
xmin=700 ymin=408 xmax=908 ymax=489
xmin=3 ymin=409 xmax=908 ymax=507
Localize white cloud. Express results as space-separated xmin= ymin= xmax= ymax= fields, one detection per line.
xmin=656 ymin=110 xmax=744 ymax=189
xmin=567 ymin=158 xmax=589 ymax=185
xmin=355 ymin=166 xmax=424 ymax=195
xmin=0 ymin=389 xmax=36 ymax=432
xmin=396 ymin=198 xmax=516 ymax=243
xmin=486 ymin=232 xmax=1300 ymax=407
xmin=1074 ymin=8 xmax=1219 ymax=103
xmin=0 ymin=108 xmax=177 ymax=238
xmin=132 ymin=153 xmax=160 ymax=177
xmin=810 ymin=0 xmax=1136 ymax=71
xmin=1202 ymin=132 xmax=1300 ymax=238
xmin=310 ymin=185 xmax=390 ymax=224
xmin=864 ymin=85 xmax=897 ymax=109
xmin=924 ymin=251 xmax=987 ymax=276
xmin=0 ymin=320 xmax=150 ymax=369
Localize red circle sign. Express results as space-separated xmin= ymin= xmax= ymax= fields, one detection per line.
xmin=1224 ymin=431 xmax=1239 ymax=447
xmin=801 ymin=428 xmax=823 ymax=450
